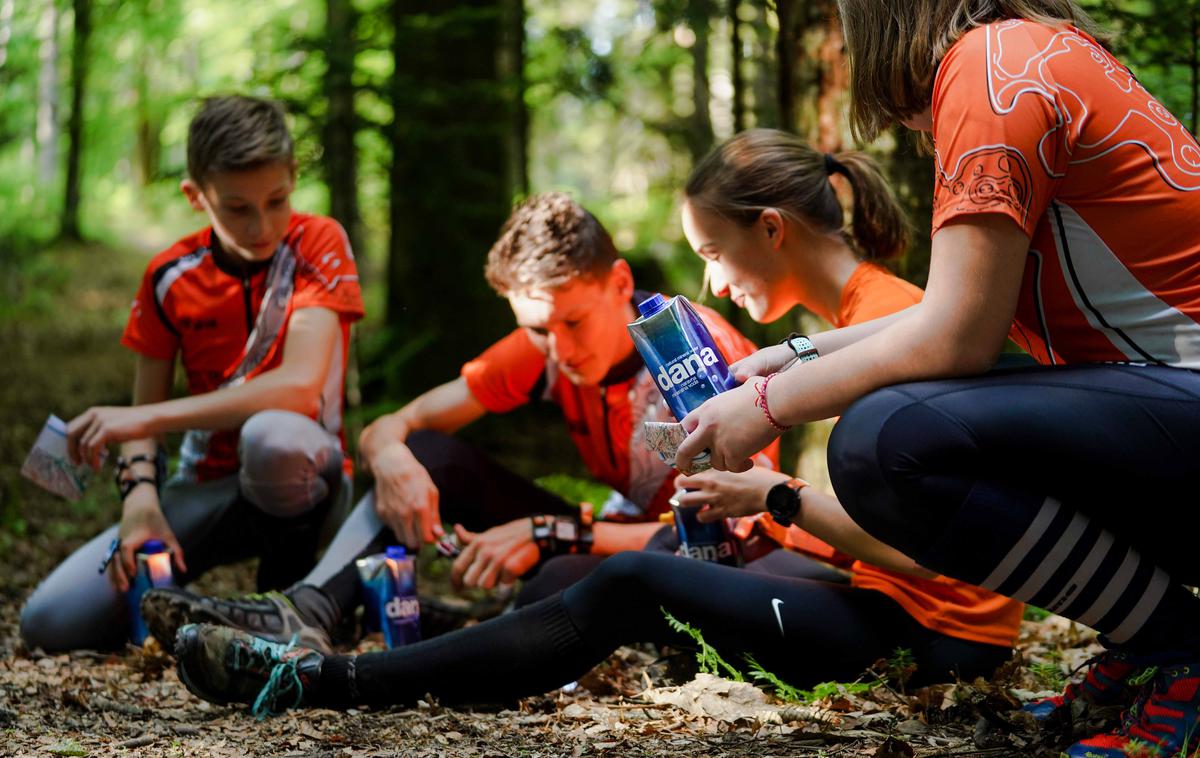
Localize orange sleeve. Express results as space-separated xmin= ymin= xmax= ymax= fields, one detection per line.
xmin=460 ymin=329 xmax=548 ymax=413
xmin=930 ymin=25 xmax=1065 ymax=239
xmin=120 ymin=259 xmax=180 ymax=361
xmin=291 ymin=217 xmax=365 ymax=321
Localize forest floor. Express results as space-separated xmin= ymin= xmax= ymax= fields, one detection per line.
xmin=1 ymin=240 xmax=1105 ymax=757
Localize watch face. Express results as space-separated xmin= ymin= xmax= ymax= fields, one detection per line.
xmin=767 ymin=482 xmax=799 ymax=521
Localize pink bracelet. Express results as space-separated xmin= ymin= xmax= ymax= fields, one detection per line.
xmin=753 ymin=372 xmax=791 ymax=433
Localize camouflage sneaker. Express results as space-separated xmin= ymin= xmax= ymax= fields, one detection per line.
xmin=141 ymin=588 xmax=332 ymax=654
xmin=174 ymin=623 xmax=324 ymax=719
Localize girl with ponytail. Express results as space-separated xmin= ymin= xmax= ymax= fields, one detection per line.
xmin=676 ymin=128 xmax=1022 ymax=691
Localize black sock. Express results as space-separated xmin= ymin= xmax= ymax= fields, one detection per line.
xmin=310 ymin=594 xmax=598 ymax=707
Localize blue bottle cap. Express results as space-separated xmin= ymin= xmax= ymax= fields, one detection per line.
xmin=637 ymin=293 xmax=670 ymax=319
xmin=141 ymin=539 xmax=167 ymax=554
xmin=386 ymin=546 xmax=407 ymax=560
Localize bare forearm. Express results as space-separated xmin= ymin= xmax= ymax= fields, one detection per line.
xmin=143 ymin=369 xmax=320 ymax=435
xmin=360 ymin=378 xmax=485 ymax=465
xmin=772 ymin=305 xmax=999 ymax=425
xmin=798 ymin=490 xmax=934 ymax=579
xmin=808 ymin=307 xmax=915 ymax=356
xmin=591 ymin=521 xmax=664 ymax=555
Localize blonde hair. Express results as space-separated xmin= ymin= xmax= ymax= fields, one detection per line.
xmin=836 ymin=0 xmax=1104 ymax=142
xmin=685 ymin=128 xmax=910 ymax=260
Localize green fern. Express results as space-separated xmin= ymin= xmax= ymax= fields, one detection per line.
xmin=744 ymin=655 xmax=806 ymax=702
xmin=660 ymin=607 xmax=743 ymax=682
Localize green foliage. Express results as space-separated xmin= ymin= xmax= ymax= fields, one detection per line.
xmin=533 ymin=474 xmax=612 ymax=515
xmin=885 ymin=647 xmax=918 ymax=690
xmin=1024 ymin=605 xmax=1052 ymax=622
xmin=1030 ymin=661 xmax=1066 ymax=691
xmin=661 ymin=607 xmax=744 ymax=682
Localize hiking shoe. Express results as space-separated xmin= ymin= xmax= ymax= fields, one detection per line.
xmin=1063 ymin=663 xmax=1200 ymax=757
xmin=1023 ymin=650 xmax=1150 ymax=722
xmin=174 ymin=623 xmax=324 ymax=719
xmin=141 ymin=588 xmax=332 ymax=654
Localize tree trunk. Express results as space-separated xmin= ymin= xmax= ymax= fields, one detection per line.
xmin=814 ymin=11 xmax=848 ymax=152
xmin=687 ymin=1 xmax=715 ymax=160
xmin=37 ymin=0 xmax=60 ymax=187
xmin=774 ymin=0 xmax=797 ymax=133
xmin=730 ymin=0 xmax=746 ymax=133
xmin=134 ymin=52 xmax=161 ymax=188
xmin=386 ymin=0 xmax=522 ymax=395
xmin=323 ymin=0 xmax=362 ymax=257
xmin=62 ymin=0 xmax=89 ymax=241
xmin=499 ymin=0 xmax=527 ymax=198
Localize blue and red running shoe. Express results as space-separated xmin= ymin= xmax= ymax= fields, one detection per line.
xmin=1023 ymin=650 xmax=1151 ymax=722
xmin=1064 ymin=663 xmax=1200 ymax=758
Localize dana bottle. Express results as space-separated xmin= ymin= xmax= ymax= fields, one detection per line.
xmin=380 ymin=546 xmax=421 ymax=648
xmin=627 ymin=294 xmax=739 ymax=420
xmin=127 ymin=539 xmax=175 ymax=645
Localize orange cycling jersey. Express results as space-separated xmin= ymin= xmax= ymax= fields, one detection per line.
xmin=121 ymin=213 xmax=364 ymax=481
xmin=739 ymin=262 xmax=1024 ymax=649
xmin=462 ymin=294 xmax=779 ymax=521
xmin=932 ymin=21 xmax=1200 ymax=367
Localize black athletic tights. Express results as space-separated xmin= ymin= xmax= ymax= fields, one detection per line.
xmin=312 ymin=551 xmax=1010 ymax=707
xmin=828 ymin=363 xmax=1200 ymax=656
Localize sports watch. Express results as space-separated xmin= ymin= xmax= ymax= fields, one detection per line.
xmin=765 ymin=477 xmax=809 ymax=526
xmin=781 ymin=333 xmax=820 ymax=363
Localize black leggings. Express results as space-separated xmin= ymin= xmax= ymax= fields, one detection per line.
xmin=314 ymin=552 xmax=1011 ymax=707
xmin=829 ymin=363 xmax=1200 ymax=654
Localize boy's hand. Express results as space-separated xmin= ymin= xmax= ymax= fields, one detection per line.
xmin=111 ymin=488 xmax=187 ymax=593
xmin=67 ymin=406 xmax=157 ymax=469
xmin=675 ymin=466 xmax=792 ymax=522
xmin=729 ymin=344 xmax=795 ymax=383
xmin=450 ymin=521 xmax=539 ymax=591
xmin=370 ymin=442 xmax=444 ymax=548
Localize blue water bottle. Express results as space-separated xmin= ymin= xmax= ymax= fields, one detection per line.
xmin=627 ymin=294 xmax=739 ymax=420
xmin=128 ymin=539 xmax=175 ymax=645
xmin=380 ymin=546 xmax=421 ymax=648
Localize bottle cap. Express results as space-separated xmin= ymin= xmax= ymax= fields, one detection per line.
xmin=141 ymin=539 xmax=167 ymax=554
xmin=637 ymin=293 xmax=670 ymax=319
xmin=385 ymin=545 xmax=407 ymax=560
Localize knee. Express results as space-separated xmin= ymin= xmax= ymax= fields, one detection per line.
xmin=19 ymin=594 xmax=121 ymax=653
xmin=239 ymin=410 xmax=343 ymax=518
xmin=586 ymin=552 xmax=660 ymax=596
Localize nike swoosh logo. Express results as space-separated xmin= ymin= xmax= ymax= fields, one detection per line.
xmin=771 ymin=598 xmax=785 ymax=637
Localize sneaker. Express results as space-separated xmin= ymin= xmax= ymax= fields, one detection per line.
xmin=1023 ymin=650 xmax=1151 ymax=722
xmin=141 ymin=588 xmax=332 ymax=654
xmin=1064 ymin=663 xmax=1200 ymax=757
xmin=174 ymin=623 xmax=324 ymax=719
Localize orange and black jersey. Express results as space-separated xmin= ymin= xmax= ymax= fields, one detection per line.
xmin=122 ymin=212 xmax=364 ymax=481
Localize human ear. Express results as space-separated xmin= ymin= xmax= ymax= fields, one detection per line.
xmin=608 ymin=258 xmax=635 ymax=299
xmin=760 ymin=208 xmax=786 ymax=250
xmin=180 ymin=179 xmax=206 ymax=212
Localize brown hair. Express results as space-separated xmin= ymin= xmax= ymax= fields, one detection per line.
xmin=187 ymin=95 xmax=295 ymax=184
xmin=485 ymin=192 xmax=619 ymax=295
xmin=685 ymin=128 xmax=910 ymax=260
xmin=837 ymin=0 xmax=1104 ymax=142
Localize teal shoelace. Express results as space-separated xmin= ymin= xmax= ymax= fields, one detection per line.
xmin=229 ymin=634 xmax=305 ymax=720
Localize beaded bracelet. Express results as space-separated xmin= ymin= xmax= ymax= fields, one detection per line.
xmin=753 ymin=372 xmax=791 ymax=433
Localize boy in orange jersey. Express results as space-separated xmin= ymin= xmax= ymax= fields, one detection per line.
xmin=20 ymin=96 xmax=364 ymax=652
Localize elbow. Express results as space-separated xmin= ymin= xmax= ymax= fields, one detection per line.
xmin=916 ymin=331 xmax=1005 ymax=379
xmin=284 ymin=380 xmax=324 ymax=419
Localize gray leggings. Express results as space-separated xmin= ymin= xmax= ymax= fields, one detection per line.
xmin=19 ymin=410 xmax=348 ymax=652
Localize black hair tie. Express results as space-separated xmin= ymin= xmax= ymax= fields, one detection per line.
xmin=824 ymin=152 xmax=849 ymax=178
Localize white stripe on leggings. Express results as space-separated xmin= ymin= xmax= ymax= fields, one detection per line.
xmin=1107 ymin=567 xmax=1170 ymax=644
xmin=1012 ymin=510 xmax=1090 ymax=602
xmin=981 ymin=497 xmax=1062 ymax=592
xmin=1076 ymin=547 xmax=1141 ymax=628
xmin=1045 ymin=529 xmax=1116 ymax=613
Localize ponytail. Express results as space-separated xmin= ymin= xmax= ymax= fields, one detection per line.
xmin=828 ymin=151 xmax=910 ymax=260
xmin=686 ymin=129 xmax=911 ymax=261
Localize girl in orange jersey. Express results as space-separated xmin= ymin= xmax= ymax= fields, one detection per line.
xmin=674 ymin=4 xmax=1200 ymax=756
